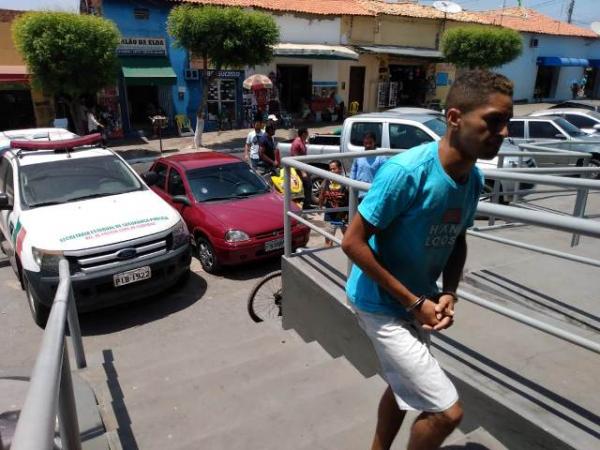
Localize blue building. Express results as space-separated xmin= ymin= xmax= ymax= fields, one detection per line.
xmin=97 ymin=0 xmax=244 ymax=136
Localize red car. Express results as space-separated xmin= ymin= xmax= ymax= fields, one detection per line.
xmin=146 ymin=152 xmax=310 ymax=273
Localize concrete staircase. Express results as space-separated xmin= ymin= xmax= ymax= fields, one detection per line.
xmin=80 ymin=308 xmax=507 ymax=450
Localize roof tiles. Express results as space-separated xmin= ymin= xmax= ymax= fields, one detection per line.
xmin=477 ymin=7 xmax=598 ymax=38
xmin=168 ymin=0 xmax=374 ymax=16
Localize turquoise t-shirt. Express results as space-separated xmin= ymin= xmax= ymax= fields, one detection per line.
xmin=346 ymin=141 xmax=484 ymax=319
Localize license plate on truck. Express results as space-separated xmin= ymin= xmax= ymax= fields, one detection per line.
xmin=113 ymin=266 xmax=151 ymax=287
xmin=265 ymin=238 xmax=284 ymax=252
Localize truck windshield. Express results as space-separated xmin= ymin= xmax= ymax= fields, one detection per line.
xmin=423 ymin=118 xmax=447 ymax=137
xmin=20 ymin=155 xmax=143 ymax=208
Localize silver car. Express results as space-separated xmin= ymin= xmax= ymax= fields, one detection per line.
xmin=529 ymin=108 xmax=600 ymax=135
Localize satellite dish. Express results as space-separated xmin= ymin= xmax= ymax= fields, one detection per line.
xmin=591 ymin=22 xmax=600 ymax=36
xmin=433 ymin=1 xmax=463 ymax=14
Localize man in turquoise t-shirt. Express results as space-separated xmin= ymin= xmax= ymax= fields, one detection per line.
xmin=342 ymin=70 xmax=514 ymax=450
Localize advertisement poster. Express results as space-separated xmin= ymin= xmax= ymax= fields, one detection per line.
xmin=97 ymin=86 xmax=124 ymax=139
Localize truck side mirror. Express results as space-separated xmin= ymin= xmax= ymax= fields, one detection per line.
xmin=172 ymin=195 xmax=191 ymax=207
xmin=142 ymin=171 xmax=159 ymax=186
xmin=0 ymin=193 xmax=12 ymax=210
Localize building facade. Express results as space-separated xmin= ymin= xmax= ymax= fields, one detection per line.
xmin=0 ymin=9 xmax=54 ymax=131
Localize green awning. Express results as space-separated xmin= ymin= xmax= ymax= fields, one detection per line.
xmin=120 ymin=57 xmax=177 ymax=86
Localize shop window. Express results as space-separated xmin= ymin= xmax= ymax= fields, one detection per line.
xmin=207 ymin=79 xmax=237 ymax=123
xmin=389 ymin=124 xmax=433 ymax=149
xmin=349 ymin=122 xmax=382 ymax=147
xmin=134 ymin=8 xmax=149 ymax=20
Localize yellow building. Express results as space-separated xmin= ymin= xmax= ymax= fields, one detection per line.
xmin=0 ymin=8 xmax=54 ymax=130
xmin=339 ymin=2 xmax=494 ymax=112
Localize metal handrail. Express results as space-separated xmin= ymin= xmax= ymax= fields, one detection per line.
xmin=11 ymin=258 xmax=86 ymax=450
xmin=281 ymin=151 xmax=600 ymax=355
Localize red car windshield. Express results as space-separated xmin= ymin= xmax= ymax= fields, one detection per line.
xmin=186 ymin=162 xmax=269 ymax=202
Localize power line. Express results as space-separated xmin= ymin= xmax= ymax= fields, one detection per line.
xmin=566 ymin=0 xmax=575 ymax=23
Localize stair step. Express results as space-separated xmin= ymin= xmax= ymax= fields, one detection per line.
xmin=126 ymin=355 xmax=379 ymax=449
xmin=174 ymin=374 xmax=386 ymax=450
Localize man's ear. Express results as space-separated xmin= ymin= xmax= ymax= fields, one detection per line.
xmin=446 ymin=108 xmax=461 ymax=129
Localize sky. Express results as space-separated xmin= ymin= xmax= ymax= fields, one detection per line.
xmin=1 ymin=0 xmax=599 ymax=30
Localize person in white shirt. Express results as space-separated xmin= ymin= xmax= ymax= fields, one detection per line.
xmin=86 ymin=106 xmax=106 ymax=146
xmin=244 ymin=119 xmax=264 ymax=169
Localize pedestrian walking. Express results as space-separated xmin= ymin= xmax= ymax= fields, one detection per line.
xmin=291 ymin=127 xmax=312 ymax=209
xmin=86 ymin=105 xmax=106 ymax=146
xmin=342 ymin=69 xmax=513 ymax=450
xmin=319 ymin=160 xmax=348 ymax=247
xmin=244 ymin=119 xmax=264 ymax=169
xmin=350 ymin=131 xmax=387 ymax=200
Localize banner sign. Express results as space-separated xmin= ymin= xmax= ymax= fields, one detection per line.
xmin=117 ymin=37 xmax=167 ymax=56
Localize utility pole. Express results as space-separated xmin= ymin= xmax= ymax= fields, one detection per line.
xmin=567 ymin=0 xmax=575 ymax=24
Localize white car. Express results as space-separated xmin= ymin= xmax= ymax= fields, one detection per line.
xmin=0 ymin=134 xmax=191 ymax=326
xmin=529 ymin=108 xmax=600 ymax=135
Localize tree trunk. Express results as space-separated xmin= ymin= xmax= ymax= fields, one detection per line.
xmin=68 ymin=100 xmax=84 ymax=135
xmin=194 ymin=55 xmax=219 ymax=149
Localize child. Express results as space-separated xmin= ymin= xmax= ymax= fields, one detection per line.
xmin=319 ymin=160 xmax=348 ymax=247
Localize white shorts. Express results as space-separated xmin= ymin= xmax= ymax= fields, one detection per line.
xmin=356 ymin=309 xmax=458 ymax=412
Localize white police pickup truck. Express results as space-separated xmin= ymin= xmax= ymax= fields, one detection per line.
xmin=0 ymin=133 xmax=191 ymax=326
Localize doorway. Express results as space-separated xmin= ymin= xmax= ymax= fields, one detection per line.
xmin=533 ymin=66 xmax=559 ymax=99
xmin=126 ymin=85 xmax=160 ymax=131
xmin=349 ymin=67 xmax=366 ymax=112
xmin=0 ymin=89 xmax=35 ymax=131
xmin=277 ymin=65 xmax=311 ymax=113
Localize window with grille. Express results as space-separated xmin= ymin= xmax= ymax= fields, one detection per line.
xmin=207 ymin=79 xmax=237 ymax=122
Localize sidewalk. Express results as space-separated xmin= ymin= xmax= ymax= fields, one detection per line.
xmin=109 ymin=102 xmax=553 ymax=157
xmin=109 ymin=122 xmax=341 ymax=156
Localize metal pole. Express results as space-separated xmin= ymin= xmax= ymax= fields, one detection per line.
xmin=489 ymin=155 xmax=504 ymax=226
xmin=58 ymin=339 xmax=82 ymax=450
xmin=347 ymin=186 xmax=358 ymax=276
xmin=283 ymin=166 xmax=292 ymax=257
xmin=454 ymin=286 xmax=600 ymax=354
xmin=67 ymin=287 xmax=86 ymax=369
xmin=570 ymin=160 xmax=590 ymax=247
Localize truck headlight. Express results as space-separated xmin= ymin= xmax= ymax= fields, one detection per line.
xmin=225 ymin=230 xmax=250 ymax=243
xmin=31 ymin=247 xmax=64 ymax=273
xmin=171 ymin=220 xmax=189 ymax=248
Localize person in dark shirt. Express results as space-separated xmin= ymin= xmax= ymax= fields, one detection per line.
xmin=258 ymin=124 xmax=277 ymax=176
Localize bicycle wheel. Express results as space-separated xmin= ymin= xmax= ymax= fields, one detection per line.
xmin=247 ymin=270 xmax=283 ymax=323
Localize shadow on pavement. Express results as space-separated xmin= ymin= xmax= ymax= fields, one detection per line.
xmin=101 ymin=349 xmax=139 ymax=450
xmin=210 ymin=257 xmax=281 ymax=281
xmin=78 ymin=271 xmax=207 ymax=336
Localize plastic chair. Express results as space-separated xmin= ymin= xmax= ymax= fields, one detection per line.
xmin=175 ymin=114 xmax=194 ymax=137
xmin=348 ymin=101 xmax=360 ymax=116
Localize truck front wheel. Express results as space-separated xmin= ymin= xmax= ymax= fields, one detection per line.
xmin=24 ymin=275 xmax=50 ymax=328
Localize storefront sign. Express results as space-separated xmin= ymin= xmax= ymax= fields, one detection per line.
xmin=117 ymin=37 xmax=166 ymax=56
xmin=206 ymin=70 xmax=242 ymax=78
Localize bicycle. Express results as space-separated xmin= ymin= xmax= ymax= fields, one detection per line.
xmin=247 ymin=270 xmax=282 ymax=323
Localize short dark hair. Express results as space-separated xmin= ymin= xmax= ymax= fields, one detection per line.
xmin=445 ymin=70 xmax=513 ymax=114
xmin=298 ymin=127 xmax=308 ymax=136
xmin=329 ymin=159 xmax=342 ymax=169
xmin=265 ymin=124 xmax=275 ymax=133
xmin=363 ymin=131 xmax=377 ymax=141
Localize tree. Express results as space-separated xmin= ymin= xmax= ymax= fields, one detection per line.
xmin=441 ymin=26 xmax=522 ymax=70
xmin=12 ymin=12 xmax=120 ymax=134
xmin=168 ymin=5 xmax=279 ymax=147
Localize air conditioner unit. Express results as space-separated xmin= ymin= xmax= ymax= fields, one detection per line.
xmin=184 ymin=69 xmax=200 ymax=80
xmin=529 ymin=38 xmax=539 ymax=48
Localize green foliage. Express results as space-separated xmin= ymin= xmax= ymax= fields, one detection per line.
xmin=167 ymin=5 xmax=279 ymax=70
xmin=12 ymin=12 xmax=120 ymax=98
xmin=442 ymin=26 xmax=522 ymax=69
